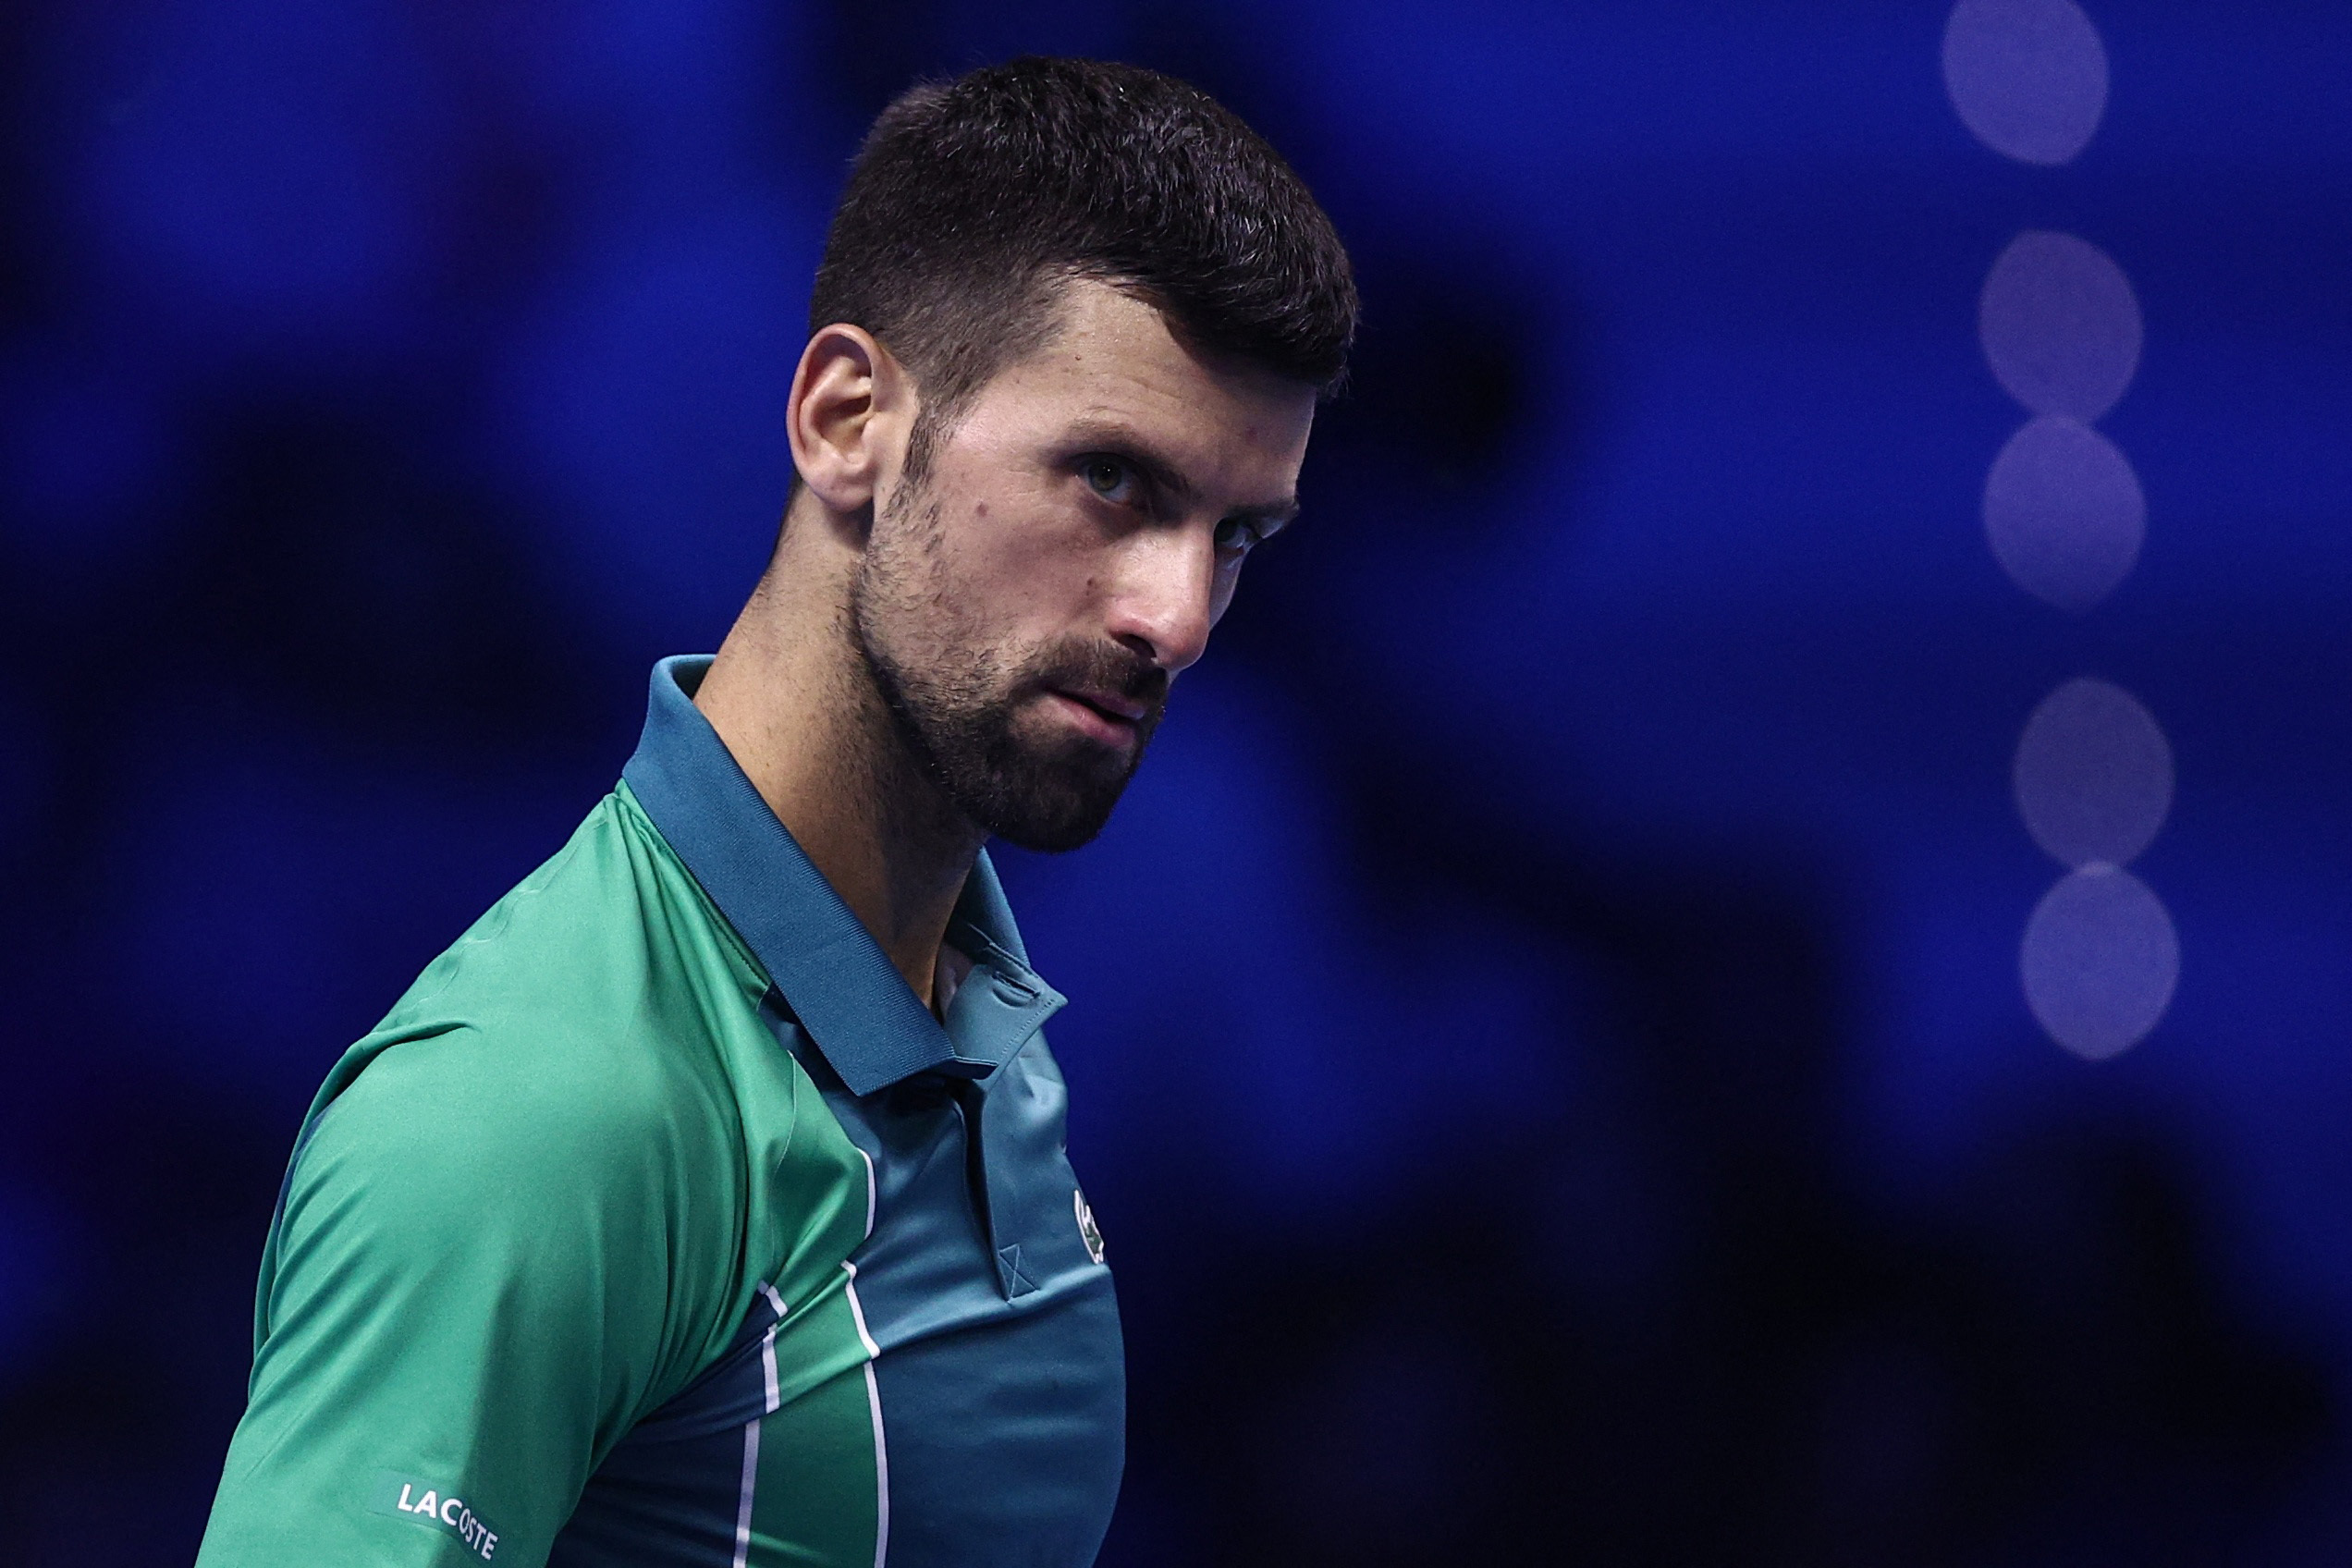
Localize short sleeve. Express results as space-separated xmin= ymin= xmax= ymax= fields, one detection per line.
xmin=196 ymin=1026 xmax=729 ymax=1568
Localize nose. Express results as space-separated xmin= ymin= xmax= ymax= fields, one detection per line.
xmin=1104 ymin=525 xmax=1219 ymax=676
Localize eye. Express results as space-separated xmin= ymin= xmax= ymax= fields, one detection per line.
xmin=1213 ymin=515 xmax=1268 ymax=556
xmin=1081 ymin=454 xmax=1138 ymax=506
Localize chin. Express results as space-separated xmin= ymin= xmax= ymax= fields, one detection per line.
xmin=978 ymin=783 xmax=1126 ymax=853
xmin=967 ymin=753 xmax=1135 ymax=853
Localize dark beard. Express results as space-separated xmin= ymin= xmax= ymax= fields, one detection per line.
xmin=849 ymin=515 xmax=1169 ymax=853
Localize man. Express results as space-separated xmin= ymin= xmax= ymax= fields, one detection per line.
xmin=195 ymin=55 xmax=1354 ymax=1568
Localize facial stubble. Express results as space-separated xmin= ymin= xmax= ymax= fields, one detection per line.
xmin=849 ymin=485 xmax=1169 ymax=853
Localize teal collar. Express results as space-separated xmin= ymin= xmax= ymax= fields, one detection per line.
xmin=621 ymin=655 xmax=1066 ymax=1096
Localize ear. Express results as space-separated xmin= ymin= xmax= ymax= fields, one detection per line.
xmin=787 ymin=323 xmax=914 ymax=514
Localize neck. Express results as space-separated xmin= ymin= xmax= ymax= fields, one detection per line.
xmin=692 ymin=493 xmax=983 ymax=1010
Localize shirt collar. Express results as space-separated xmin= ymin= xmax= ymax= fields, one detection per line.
xmin=620 ymin=655 xmax=1065 ymax=1096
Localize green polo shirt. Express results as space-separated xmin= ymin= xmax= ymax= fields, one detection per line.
xmin=198 ymin=655 xmax=1124 ymax=1567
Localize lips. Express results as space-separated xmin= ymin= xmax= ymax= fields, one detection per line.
xmin=1056 ymin=687 xmax=1148 ymax=724
xmin=1041 ymin=688 xmax=1151 ymax=750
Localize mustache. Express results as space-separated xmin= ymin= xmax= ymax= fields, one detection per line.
xmin=1021 ymin=637 xmax=1170 ymax=711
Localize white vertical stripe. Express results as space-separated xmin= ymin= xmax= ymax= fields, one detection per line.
xmin=841 ymin=1261 xmax=889 ymax=1568
xmin=756 ymin=1281 xmax=788 ymax=1415
xmin=731 ymin=1280 xmax=791 ymax=1563
xmin=839 ymin=1262 xmax=880 ymax=1357
xmin=861 ymin=1360 xmax=890 ymax=1568
xmin=729 ymin=1416 xmax=761 ymax=1568
xmin=856 ymin=1147 xmax=877 ymax=1238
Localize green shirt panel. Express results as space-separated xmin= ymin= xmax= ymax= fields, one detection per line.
xmin=198 ymin=790 xmax=876 ymax=1568
xmin=747 ymin=1352 xmax=884 ymax=1566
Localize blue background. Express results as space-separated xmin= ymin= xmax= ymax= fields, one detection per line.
xmin=4 ymin=1 xmax=2349 ymax=1561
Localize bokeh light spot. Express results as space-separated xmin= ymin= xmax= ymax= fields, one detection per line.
xmin=1983 ymin=416 xmax=2145 ymax=611
xmin=1979 ymin=230 xmax=2141 ymax=422
xmin=2014 ymin=676 xmax=2172 ymax=868
xmin=1942 ymin=0 xmax=2109 ymax=165
xmin=2020 ymin=864 xmax=2178 ymax=1060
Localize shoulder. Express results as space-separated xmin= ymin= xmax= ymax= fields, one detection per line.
xmin=383 ymin=791 xmax=766 ymax=1039
xmin=290 ymin=792 xmax=776 ymax=1230
xmin=302 ymin=1023 xmax=672 ymax=1200
xmin=272 ymin=1010 xmax=759 ymax=1379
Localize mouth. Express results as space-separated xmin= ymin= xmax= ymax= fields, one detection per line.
xmin=1045 ymin=688 xmax=1146 ymax=746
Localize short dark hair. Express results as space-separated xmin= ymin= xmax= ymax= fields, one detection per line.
xmin=810 ymin=56 xmax=1356 ymax=471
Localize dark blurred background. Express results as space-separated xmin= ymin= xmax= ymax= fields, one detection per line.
xmin=6 ymin=1 xmax=2351 ymax=1562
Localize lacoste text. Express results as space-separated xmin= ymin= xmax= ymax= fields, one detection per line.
xmin=394 ymin=1483 xmax=498 ymax=1559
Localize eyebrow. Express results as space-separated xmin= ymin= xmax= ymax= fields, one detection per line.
xmin=1061 ymin=420 xmax=1302 ymax=526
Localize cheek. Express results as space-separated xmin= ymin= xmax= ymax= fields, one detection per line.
xmin=882 ymin=531 xmax=1079 ymax=675
xmin=952 ymin=504 xmax=1105 ymax=614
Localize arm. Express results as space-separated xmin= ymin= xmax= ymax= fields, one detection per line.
xmin=197 ymin=1029 xmax=699 ymax=1567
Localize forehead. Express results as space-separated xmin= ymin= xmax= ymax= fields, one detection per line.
xmin=945 ymin=278 xmax=1318 ymax=482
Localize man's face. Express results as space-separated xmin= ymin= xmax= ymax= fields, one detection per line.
xmin=851 ymin=277 xmax=1318 ymax=851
